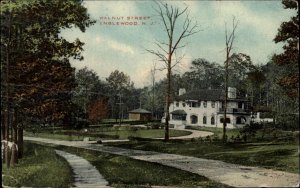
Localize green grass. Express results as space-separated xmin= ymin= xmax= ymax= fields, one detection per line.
xmin=106 ymin=139 xmax=299 ymax=174
xmin=95 ymin=129 xmax=191 ymax=139
xmin=24 ymin=128 xmax=191 ymax=141
xmin=53 ymin=145 xmax=230 ymax=188
xmin=189 ymin=126 xmax=240 ymax=139
xmin=2 ymin=142 xmax=72 ymax=188
xmin=24 ymin=131 xmax=86 ymax=141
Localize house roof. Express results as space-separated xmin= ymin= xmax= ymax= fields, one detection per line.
xmin=175 ymin=89 xmax=247 ymax=102
xmin=129 ymin=108 xmax=151 ymax=114
xmin=170 ymin=109 xmax=187 ymax=115
xmin=176 ymin=89 xmax=223 ymax=101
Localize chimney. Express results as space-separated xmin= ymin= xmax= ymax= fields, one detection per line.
xmin=228 ymin=87 xmax=236 ymax=99
xmin=179 ymin=88 xmax=186 ymax=96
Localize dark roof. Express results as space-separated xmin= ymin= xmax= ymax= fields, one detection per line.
xmin=170 ymin=110 xmax=187 ymax=115
xmin=175 ymin=89 xmax=247 ymax=102
xmin=129 ymin=108 xmax=151 ymax=114
xmin=176 ymin=89 xmax=223 ymax=101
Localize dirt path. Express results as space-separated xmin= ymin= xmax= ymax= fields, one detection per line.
xmin=25 ymin=137 xmax=299 ymax=187
xmin=100 ymin=128 xmax=213 ymax=143
xmin=169 ymin=128 xmax=213 ymax=139
xmin=55 ymin=150 xmax=110 ymax=188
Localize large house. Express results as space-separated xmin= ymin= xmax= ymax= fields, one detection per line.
xmin=163 ymin=87 xmax=251 ymax=129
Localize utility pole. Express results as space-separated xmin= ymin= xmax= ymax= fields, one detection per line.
xmin=116 ymin=94 xmax=123 ymax=125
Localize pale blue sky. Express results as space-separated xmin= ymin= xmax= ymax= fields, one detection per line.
xmin=61 ymin=0 xmax=296 ymax=88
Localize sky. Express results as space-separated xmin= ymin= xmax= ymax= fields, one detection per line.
xmin=61 ymin=0 xmax=296 ymax=88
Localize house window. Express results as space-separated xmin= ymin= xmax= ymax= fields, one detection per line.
xmin=211 ymin=102 xmax=215 ymax=108
xmin=211 ymin=116 xmax=215 ymax=125
xmin=220 ymin=117 xmax=231 ymax=123
xmin=238 ymin=102 xmax=243 ymax=109
xmin=172 ymin=114 xmax=186 ymax=121
xmin=176 ymin=102 xmax=179 ymax=107
xmin=190 ymin=115 xmax=198 ymax=124
xmin=191 ymin=101 xmax=200 ymax=108
xmin=203 ymin=116 xmax=207 ymax=124
xmin=236 ymin=116 xmax=246 ymax=124
xmin=182 ymin=102 xmax=186 ymax=107
xmin=203 ymin=101 xmax=207 ymax=108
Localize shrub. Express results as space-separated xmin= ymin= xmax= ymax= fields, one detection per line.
xmin=212 ymin=135 xmax=220 ymax=142
xmin=205 ymin=135 xmax=211 ymax=142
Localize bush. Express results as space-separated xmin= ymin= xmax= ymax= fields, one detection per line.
xmin=239 ymin=122 xmax=262 ymax=142
xmin=205 ymin=135 xmax=211 ymax=142
xmin=212 ymin=135 xmax=220 ymax=142
xmin=276 ymin=114 xmax=299 ymax=131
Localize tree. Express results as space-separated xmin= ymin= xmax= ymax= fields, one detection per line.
xmin=106 ymin=70 xmax=134 ymax=122
xmin=245 ymin=65 xmax=266 ymax=107
xmin=72 ymin=67 xmax=107 ymax=114
xmin=1 ymin=0 xmax=94 ymax=165
xmin=147 ymin=2 xmax=198 ymax=141
xmin=228 ymin=53 xmax=255 ymax=96
xmin=223 ymin=17 xmax=238 ymax=142
xmin=182 ymin=58 xmax=224 ymax=90
xmin=87 ymin=97 xmax=109 ymax=124
xmin=272 ymin=0 xmax=299 ymax=99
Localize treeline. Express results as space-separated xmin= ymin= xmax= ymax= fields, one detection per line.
xmin=74 ymin=50 xmax=298 ymax=131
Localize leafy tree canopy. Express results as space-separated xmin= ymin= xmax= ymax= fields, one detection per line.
xmin=1 ymin=0 xmax=94 ymax=125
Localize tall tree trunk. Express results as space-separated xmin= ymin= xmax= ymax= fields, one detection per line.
xmin=2 ymin=112 xmax=7 ymax=140
xmin=12 ymin=110 xmax=18 ymax=164
xmin=223 ymin=59 xmax=228 ymax=143
xmin=17 ymin=126 xmax=23 ymax=159
xmin=165 ymin=59 xmax=171 ymax=141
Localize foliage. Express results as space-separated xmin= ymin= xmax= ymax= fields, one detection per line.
xmin=87 ymin=97 xmax=109 ymax=124
xmin=272 ymin=0 xmax=299 ymax=98
xmin=227 ymin=53 xmax=256 ymax=96
xmin=106 ymin=70 xmax=134 ymax=119
xmin=239 ymin=123 xmax=262 ymax=142
xmin=0 ymin=0 xmax=94 ymax=125
xmin=72 ymin=67 xmax=108 ymax=113
xmin=182 ymin=58 xmax=224 ymax=90
xmin=276 ymin=113 xmax=299 ymax=131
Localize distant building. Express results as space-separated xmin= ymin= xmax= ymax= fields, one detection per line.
xmin=163 ymin=87 xmax=251 ymax=129
xmin=129 ymin=108 xmax=152 ymax=121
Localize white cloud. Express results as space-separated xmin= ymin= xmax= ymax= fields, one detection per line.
xmin=64 ymin=1 xmax=295 ymax=88
xmin=83 ymin=1 xmax=139 ymax=18
xmin=108 ymin=40 xmax=135 ymax=55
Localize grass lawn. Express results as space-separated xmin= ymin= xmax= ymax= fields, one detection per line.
xmin=2 ymin=142 xmax=72 ymax=188
xmin=53 ymin=144 xmax=230 ymax=188
xmin=24 ymin=128 xmax=191 ymax=141
xmin=106 ymin=131 xmax=299 ymax=174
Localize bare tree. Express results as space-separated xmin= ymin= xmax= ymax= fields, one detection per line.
xmin=223 ymin=17 xmax=238 ymax=142
xmin=150 ymin=62 xmax=157 ymax=119
xmin=147 ymin=2 xmax=199 ymax=141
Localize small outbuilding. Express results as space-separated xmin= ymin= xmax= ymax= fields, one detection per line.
xmin=129 ymin=108 xmax=152 ymax=121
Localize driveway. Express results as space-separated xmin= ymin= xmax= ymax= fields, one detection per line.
xmin=25 ymin=136 xmax=300 ymax=187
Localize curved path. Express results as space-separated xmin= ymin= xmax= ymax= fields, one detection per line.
xmin=100 ymin=128 xmax=213 ymax=143
xmin=25 ymin=137 xmax=299 ymax=187
xmin=169 ymin=128 xmax=213 ymax=139
xmin=55 ymin=150 xmax=110 ymax=188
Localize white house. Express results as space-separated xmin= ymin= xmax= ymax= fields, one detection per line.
xmin=164 ymin=87 xmax=251 ymax=129
xmin=251 ymin=112 xmax=274 ymax=123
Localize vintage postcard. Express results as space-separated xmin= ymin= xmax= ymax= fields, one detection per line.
xmin=1 ymin=0 xmax=299 ymax=187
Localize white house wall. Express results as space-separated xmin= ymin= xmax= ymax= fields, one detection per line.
xmin=169 ymin=100 xmax=250 ymax=129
